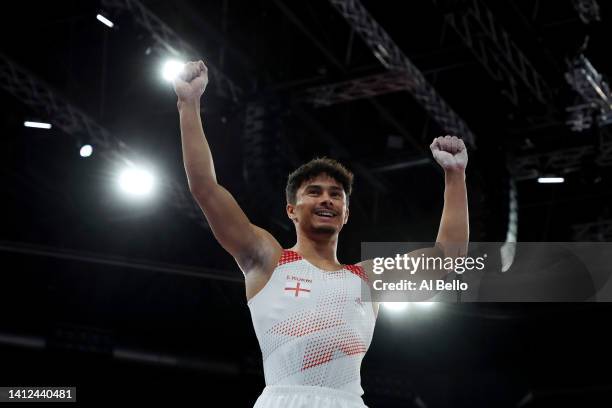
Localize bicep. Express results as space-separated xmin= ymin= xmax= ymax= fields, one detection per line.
xmin=192 ymin=184 xmax=281 ymax=265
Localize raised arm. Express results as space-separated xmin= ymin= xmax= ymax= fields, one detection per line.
xmin=430 ymin=135 xmax=469 ymax=258
xmin=359 ymin=136 xmax=469 ymax=305
xmin=173 ymin=61 xmax=281 ymax=272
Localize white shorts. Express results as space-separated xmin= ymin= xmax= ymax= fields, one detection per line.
xmin=253 ymin=385 xmax=368 ymax=408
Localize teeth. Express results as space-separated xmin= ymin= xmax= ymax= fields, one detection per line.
xmin=316 ymin=211 xmax=334 ymax=217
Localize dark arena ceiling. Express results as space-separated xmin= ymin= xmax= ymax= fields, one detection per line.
xmin=1 ymin=1 xmax=612 ymax=406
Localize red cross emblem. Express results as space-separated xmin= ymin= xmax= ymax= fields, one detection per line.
xmin=284 ymin=281 xmax=311 ymax=298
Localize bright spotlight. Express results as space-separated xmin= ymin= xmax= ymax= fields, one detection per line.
xmin=96 ymin=14 xmax=114 ymax=28
xmin=79 ymin=145 xmax=93 ymax=158
xmin=118 ymin=167 xmax=155 ymax=196
xmin=537 ymin=177 xmax=564 ymax=184
xmin=413 ymin=302 xmax=436 ymax=309
xmin=161 ymin=60 xmax=185 ymax=82
xmin=24 ymin=121 xmax=51 ymax=129
xmin=382 ymin=302 xmax=408 ymax=312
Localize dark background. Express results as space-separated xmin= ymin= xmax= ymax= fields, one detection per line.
xmin=1 ymin=0 xmax=611 ymax=406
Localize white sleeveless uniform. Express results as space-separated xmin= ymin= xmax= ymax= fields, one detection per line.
xmin=248 ymin=250 xmax=377 ymax=408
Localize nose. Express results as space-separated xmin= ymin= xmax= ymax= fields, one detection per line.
xmin=319 ymin=193 xmax=334 ymax=206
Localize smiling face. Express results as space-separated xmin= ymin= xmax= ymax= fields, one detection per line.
xmin=286 ymin=173 xmax=349 ymax=235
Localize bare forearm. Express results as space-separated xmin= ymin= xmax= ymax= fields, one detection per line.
xmin=178 ymin=100 xmax=217 ymax=191
xmin=436 ymin=170 xmax=469 ymax=256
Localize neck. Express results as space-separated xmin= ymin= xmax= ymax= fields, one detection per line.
xmin=292 ymin=230 xmax=339 ymax=264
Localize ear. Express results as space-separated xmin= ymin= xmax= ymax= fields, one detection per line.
xmin=286 ymin=203 xmax=297 ymax=223
xmin=343 ymin=206 xmax=350 ymax=225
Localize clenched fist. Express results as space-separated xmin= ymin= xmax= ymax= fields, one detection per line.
xmin=430 ymin=135 xmax=468 ymax=172
xmin=173 ymin=60 xmax=208 ymax=103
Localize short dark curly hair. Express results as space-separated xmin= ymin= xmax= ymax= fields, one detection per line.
xmin=285 ymin=157 xmax=354 ymax=205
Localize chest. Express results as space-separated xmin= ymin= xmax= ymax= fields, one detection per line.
xmin=270 ymin=268 xmax=372 ymax=324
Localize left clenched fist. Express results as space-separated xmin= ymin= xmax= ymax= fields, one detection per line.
xmin=430 ymin=135 xmax=468 ymax=172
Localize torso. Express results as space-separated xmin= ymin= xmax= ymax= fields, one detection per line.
xmin=246 ymin=249 xmax=377 ymax=396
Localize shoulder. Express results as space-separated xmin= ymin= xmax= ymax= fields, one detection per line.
xmin=356 ymin=259 xmax=378 ymax=283
xmin=277 ymin=249 xmax=303 ymax=266
xmin=238 ymin=226 xmax=283 ymax=273
xmin=345 ymin=263 xmax=370 ymax=283
xmin=243 ymin=243 xmax=287 ymax=303
xmin=354 ymin=260 xmax=380 ymax=318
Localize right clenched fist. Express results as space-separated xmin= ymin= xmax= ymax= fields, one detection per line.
xmin=173 ymin=60 xmax=208 ymax=103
